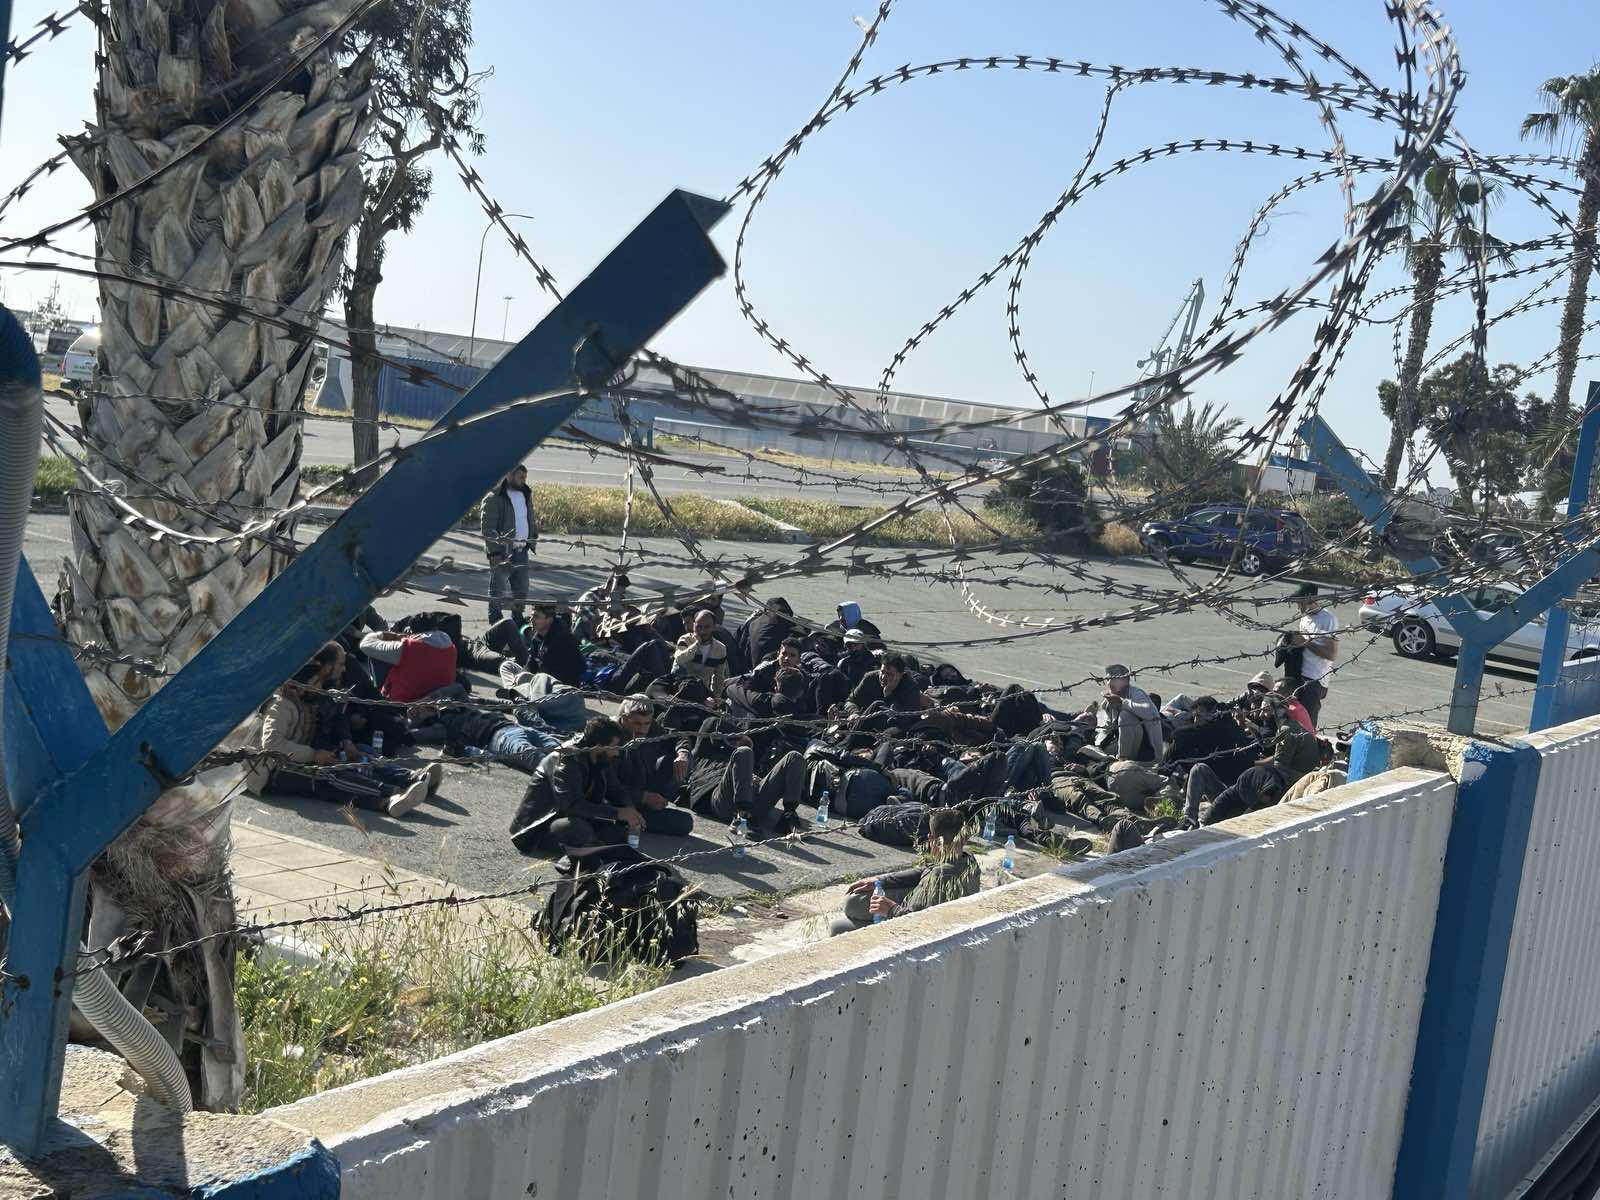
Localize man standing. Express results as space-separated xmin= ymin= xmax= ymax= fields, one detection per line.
xmin=482 ymin=464 xmax=536 ymax=624
xmin=1289 ymin=583 xmax=1338 ymax=726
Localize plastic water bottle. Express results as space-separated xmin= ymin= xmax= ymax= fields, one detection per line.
xmin=816 ymin=790 xmax=831 ymax=830
xmin=981 ymin=806 xmax=997 ymax=844
xmin=1002 ymin=835 xmax=1016 ymax=874
xmin=627 ymin=828 xmax=641 ymax=851
xmin=871 ymin=879 xmax=886 ymax=924
xmin=371 ymin=730 xmax=384 ymax=755
xmin=733 ymin=814 xmax=749 ymax=858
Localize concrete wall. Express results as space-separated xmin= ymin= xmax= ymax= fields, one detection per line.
xmin=271 ymin=769 xmax=1455 ymax=1200
xmin=1471 ymin=715 xmax=1600 ymax=1199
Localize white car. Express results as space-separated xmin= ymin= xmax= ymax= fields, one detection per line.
xmin=1361 ymin=581 xmax=1600 ymax=666
xmin=55 ymin=326 xmax=98 ymax=393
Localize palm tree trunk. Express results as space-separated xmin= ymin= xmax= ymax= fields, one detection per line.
xmin=1382 ymin=248 xmax=1444 ymax=491
xmin=58 ymin=0 xmax=371 ymax=1108
xmin=1550 ymin=131 xmax=1600 ymax=416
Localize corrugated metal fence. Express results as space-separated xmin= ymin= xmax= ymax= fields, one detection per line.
xmin=272 ymin=769 xmax=1456 ymax=1199
xmin=1472 ymin=715 xmax=1600 ymax=1199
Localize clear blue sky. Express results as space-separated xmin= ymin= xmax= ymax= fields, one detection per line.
xmin=1 ymin=0 xmax=1594 ymax=467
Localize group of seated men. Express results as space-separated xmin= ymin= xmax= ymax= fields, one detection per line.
xmin=256 ymin=585 xmax=1344 ymax=933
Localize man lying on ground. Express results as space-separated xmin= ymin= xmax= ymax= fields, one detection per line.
xmin=407 ymin=699 xmax=564 ymax=773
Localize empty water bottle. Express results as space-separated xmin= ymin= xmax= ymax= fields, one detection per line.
xmin=816 ymin=790 xmax=831 ymax=829
xmin=627 ymin=828 xmax=641 ymax=851
xmin=733 ymin=814 xmax=749 ymax=857
xmin=981 ymin=806 xmax=997 ymax=844
xmin=371 ymin=730 xmax=384 ymax=755
xmin=871 ymin=878 xmax=887 ymax=924
xmin=1002 ymin=835 xmax=1016 ymax=873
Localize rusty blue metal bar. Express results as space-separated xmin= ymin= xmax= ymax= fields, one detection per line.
xmin=1 ymin=189 xmax=727 ymax=1153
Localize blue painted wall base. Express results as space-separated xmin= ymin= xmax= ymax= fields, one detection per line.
xmin=1347 ymin=725 xmax=1391 ymax=782
xmin=1392 ymin=740 xmax=1543 ymax=1198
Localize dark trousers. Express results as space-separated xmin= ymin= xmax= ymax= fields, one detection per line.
xmin=1199 ymin=764 xmax=1290 ymax=826
xmin=691 ymin=747 xmax=805 ymax=830
xmin=613 ymin=638 xmax=671 ymax=695
xmin=545 ymin=805 xmax=695 ymax=851
xmin=267 ymin=765 xmax=400 ymax=813
xmin=1296 ymin=680 xmax=1327 ymax=727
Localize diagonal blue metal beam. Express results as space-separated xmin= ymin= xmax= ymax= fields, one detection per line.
xmin=1 ymin=189 xmax=728 ymax=1154
xmin=1299 ymin=414 xmax=1600 ymax=734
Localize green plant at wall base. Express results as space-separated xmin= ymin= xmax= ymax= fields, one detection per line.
xmin=236 ymin=901 xmax=669 ymax=1112
xmin=34 ymin=456 xmax=76 ymax=503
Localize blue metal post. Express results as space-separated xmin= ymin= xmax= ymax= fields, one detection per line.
xmin=1345 ymin=723 xmax=1391 ymax=782
xmin=1299 ymin=415 xmax=1600 ymax=735
xmin=1 ymin=189 xmax=728 ymax=1154
xmin=1392 ymin=740 xmax=1543 ymax=1197
xmin=1530 ymin=380 xmax=1600 ymax=732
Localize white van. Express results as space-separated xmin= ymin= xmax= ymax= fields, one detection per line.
xmin=57 ymin=327 xmax=98 ymax=393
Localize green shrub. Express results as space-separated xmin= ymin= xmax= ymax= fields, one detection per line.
xmin=34 ymin=456 xmax=76 ymax=503
xmin=984 ymin=460 xmax=1097 ymax=551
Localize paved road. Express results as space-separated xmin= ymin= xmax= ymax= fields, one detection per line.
xmin=41 ymin=395 xmax=955 ymax=508
xmin=21 ymin=507 xmax=1535 ymax=905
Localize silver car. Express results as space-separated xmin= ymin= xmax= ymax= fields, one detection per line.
xmin=1362 ymin=581 xmax=1600 ymax=666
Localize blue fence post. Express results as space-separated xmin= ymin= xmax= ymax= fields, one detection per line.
xmin=1299 ymin=415 xmax=1600 ymax=736
xmin=1531 ymin=380 xmax=1600 ymax=733
xmin=1 ymin=189 xmax=729 ymax=1155
xmin=1346 ymin=723 xmax=1391 ymax=782
xmin=1392 ymin=739 xmax=1543 ymax=1198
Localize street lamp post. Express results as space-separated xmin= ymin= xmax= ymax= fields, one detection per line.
xmin=501 ymin=295 xmax=514 ymax=341
xmin=467 ymin=212 xmax=534 ymax=366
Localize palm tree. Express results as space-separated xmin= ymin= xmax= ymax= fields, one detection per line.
xmin=1376 ymin=158 xmax=1511 ymax=491
xmin=1142 ymin=399 xmax=1244 ymax=496
xmin=1522 ymin=70 xmax=1600 ymax=419
xmin=58 ymin=0 xmax=372 ymax=1108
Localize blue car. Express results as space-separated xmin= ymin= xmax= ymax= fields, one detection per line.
xmin=1138 ymin=505 xmax=1309 ymax=576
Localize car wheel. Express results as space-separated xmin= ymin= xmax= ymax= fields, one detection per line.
xmin=1146 ymin=534 xmax=1171 ymax=557
xmin=1393 ymin=618 xmax=1437 ymax=660
xmin=1238 ymin=549 xmax=1265 ymax=576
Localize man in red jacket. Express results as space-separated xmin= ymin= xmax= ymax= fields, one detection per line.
xmin=359 ymin=628 xmax=462 ymax=704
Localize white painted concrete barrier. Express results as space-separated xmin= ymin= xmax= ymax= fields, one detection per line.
xmin=271 ymin=769 xmax=1455 ymax=1200
xmin=1473 ymin=715 xmax=1600 ymax=1200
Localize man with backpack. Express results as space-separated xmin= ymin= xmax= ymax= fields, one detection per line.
xmin=509 ymin=717 xmax=692 ymax=853
xmin=831 ymin=807 xmax=980 ymax=934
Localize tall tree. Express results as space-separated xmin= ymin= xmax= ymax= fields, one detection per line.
xmin=61 ymin=0 xmax=372 ymax=1107
xmin=342 ymin=0 xmax=483 ymax=477
xmin=1373 ymin=158 xmax=1511 ymax=491
xmin=1399 ymin=355 xmax=1530 ymax=515
xmin=1141 ymin=398 xmax=1244 ymax=500
xmin=1521 ymin=70 xmax=1600 ymax=419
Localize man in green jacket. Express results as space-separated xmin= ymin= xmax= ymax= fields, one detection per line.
xmin=481 ymin=464 xmax=536 ymax=623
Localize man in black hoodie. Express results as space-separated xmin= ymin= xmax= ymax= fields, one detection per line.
xmin=487 ymin=605 xmax=585 ymax=687
xmin=733 ymin=598 xmax=797 ymax=671
xmin=673 ymin=715 xmax=805 ymax=833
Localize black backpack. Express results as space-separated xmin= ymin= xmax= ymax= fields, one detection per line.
xmin=859 ymin=801 xmax=931 ymax=848
xmin=992 ymin=687 xmax=1045 ymax=737
xmin=535 ymin=844 xmax=699 ymax=967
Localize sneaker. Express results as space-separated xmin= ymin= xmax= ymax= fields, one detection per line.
xmin=424 ymin=762 xmax=444 ymax=792
xmin=387 ymin=777 xmax=429 ymax=818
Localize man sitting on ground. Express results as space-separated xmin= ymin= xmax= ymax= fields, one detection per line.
xmin=487 ymin=605 xmax=585 ymax=687
xmin=616 ymin=695 xmax=692 ymax=834
xmin=846 ymin=653 xmax=934 ymax=715
xmin=509 ymin=717 xmax=692 ymax=853
xmin=674 ymin=714 xmax=805 ymax=834
xmin=830 ymin=807 xmax=979 ymax=934
xmin=672 ymin=608 xmax=730 ymax=696
xmin=359 ymin=625 xmax=462 ymax=704
xmin=1197 ymin=696 xmax=1322 ymax=826
xmin=1162 ymin=695 xmax=1258 ymax=827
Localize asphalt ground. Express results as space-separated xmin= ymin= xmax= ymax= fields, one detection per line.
xmin=21 ymin=507 xmax=1537 ymax=907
